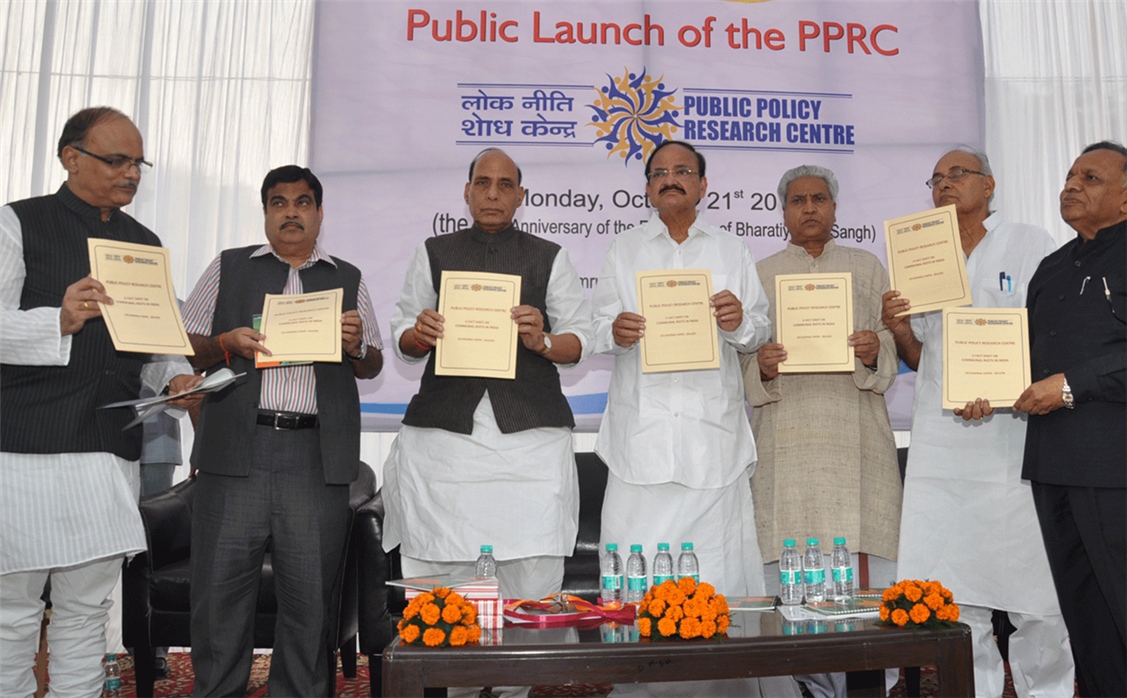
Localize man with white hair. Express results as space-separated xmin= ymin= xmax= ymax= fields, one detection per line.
xmin=883 ymin=147 xmax=1074 ymax=698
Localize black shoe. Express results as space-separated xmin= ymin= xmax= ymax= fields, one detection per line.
xmin=154 ymin=656 xmax=170 ymax=680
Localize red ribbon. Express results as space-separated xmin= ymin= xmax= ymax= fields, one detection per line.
xmin=504 ymin=594 xmax=637 ymax=627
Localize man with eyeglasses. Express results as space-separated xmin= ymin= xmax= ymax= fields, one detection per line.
xmin=883 ymin=147 xmax=1073 ymax=698
xmin=1 ymin=106 xmax=200 ymax=697
xmin=382 ymin=148 xmax=593 ymax=622
xmin=591 ymin=140 xmax=796 ymax=697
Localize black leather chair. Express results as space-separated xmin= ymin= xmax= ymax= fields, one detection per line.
xmin=122 ymin=461 xmax=378 ymax=697
xmin=355 ymin=451 xmax=609 ymax=697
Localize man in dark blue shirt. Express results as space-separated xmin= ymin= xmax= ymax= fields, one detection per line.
xmin=1016 ymin=140 xmax=1126 ymax=697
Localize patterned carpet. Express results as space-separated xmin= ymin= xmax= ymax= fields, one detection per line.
xmin=82 ymin=652 xmax=1022 ymax=697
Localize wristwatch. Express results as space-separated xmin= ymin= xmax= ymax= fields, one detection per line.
xmin=1061 ymin=375 xmax=1075 ymax=409
xmin=538 ymin=334 xmax=553 ymax=356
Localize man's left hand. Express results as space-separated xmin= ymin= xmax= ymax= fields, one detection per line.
xmin=166 ymin=373 xmax=205 ymax=408
xmin=1013 ymin=373 xmax=1066 ymax=415
xmin=848 ymin=330 xmax=880 ymax=367
xmin=341 ymin=310 xmax=364 ymax=358
xmin=711 ymin=290 xmax=743 ymax=332
xmin=512 ymin=305 xmax=547 ymax=352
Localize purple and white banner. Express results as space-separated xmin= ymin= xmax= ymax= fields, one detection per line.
xmin=312 ymin=0 xmax=984 ymax=430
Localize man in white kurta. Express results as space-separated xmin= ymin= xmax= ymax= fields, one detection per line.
xmin=884 ymin=149 xmax=1072 ymax=698
xmin=382 ymin=149 xmax=593 ymax=606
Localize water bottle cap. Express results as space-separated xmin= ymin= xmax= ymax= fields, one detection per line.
xmin=480 ymin=545 xmax=493 ymax=553
xmin=657 ymin=542 xmax=670 ymax=550
xmin=783 ymin=539 xmax=796 ymax=546
xmin=681 ymin=542 xmax=693 ymax=550
xmin=606 ymin=543 xmax=618 ymax=551
xmin=807 ymin=537 xmax=819 ymax=545
xmin=630 ymin=544 xmax=643 ymax=552
xmin=833 ymin=537 xmax=846 ymax=545
xmin=107 ymin=653 xmax=117 ymax=660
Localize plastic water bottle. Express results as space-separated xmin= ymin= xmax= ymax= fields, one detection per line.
xmin=803 ymin=537 xmax=826 ymax=603
xmin=625 ymin=544 xmax=648 ymax=603
xmin=677 ymin=542 xmax=700 ymax=582
xmin=474 ymin=544 xmax=497 ymax=577
xmin=103 ymin=653 xmax=122 ymax=698
xmin=778 ymin=539 xmax=803 ymax=605
xmin=831 ymin=537 xmax=854 ymax=602
xmin=653 ymin=542 xmax=675 ymax=586
xmin=601 ymin=543 xmax=624 ymax=603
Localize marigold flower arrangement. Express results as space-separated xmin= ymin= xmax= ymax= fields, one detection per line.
xmin=637 ymin=577 xmax=730 ymax=641
xmin=397 ymin=587 xmax=482 ymax=647
xmin=878 ymin=579 xmax=960 ymax=629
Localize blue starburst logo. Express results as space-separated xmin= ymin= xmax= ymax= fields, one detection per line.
xmin=588 ymin=68 xmax=681 ymax=166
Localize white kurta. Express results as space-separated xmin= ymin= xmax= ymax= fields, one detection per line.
xmin=897 ymin=214 xmax=1061 ymax=614
xmin=0 ymin=204 xmax=188 ymax=575
xmin=592 ymin=212 xmax=772 ymax=599
xmin=382 ymin=241 xmax=593 ymax=562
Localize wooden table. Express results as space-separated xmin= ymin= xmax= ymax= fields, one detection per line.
xmin=383 ymin=611 xmax=973 ymax=696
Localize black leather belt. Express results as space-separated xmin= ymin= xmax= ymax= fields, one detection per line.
xmin=256 ymin=411 xmax=318 ymax=430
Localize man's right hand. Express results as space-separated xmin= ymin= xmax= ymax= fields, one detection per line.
xmin=220 ymin=327 xmax=269 ymax=360
xmin=881 ymin=290 xmax=912 ymax=340
xmin=756 ymin=343 xmax=787 ymax=380
xmin=60 ymin=275 xmax=113 ymax=336
xmin=612 ymin=312 xmax=645 ymax=348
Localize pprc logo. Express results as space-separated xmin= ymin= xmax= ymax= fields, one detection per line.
xmin=588 ymin=67 xmax=681 ymax=167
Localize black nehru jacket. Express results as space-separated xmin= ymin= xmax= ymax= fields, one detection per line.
xmin=189 ymin=246 xmax=362 ymax=485
xmin=402 ymin=224 xmax=574 ymax=435
xmin=1 ymin=184 xmax=160 ymax=461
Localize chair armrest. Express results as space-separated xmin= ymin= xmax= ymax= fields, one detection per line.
xmin=355 ymin=491 xmax=400 ymax=655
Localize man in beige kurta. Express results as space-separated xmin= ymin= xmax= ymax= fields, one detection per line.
xmin=741 ymin=165 xmax=901 ymax=567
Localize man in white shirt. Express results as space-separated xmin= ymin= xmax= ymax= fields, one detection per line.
xmin=884 ymin=147 xmax=1073 ymax=698
xmin=592 ymin=141 xmax=794 ymax=697
xmin=0 ymin=106 xmax=198 ymax=698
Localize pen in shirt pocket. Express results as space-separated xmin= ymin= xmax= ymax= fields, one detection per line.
xmin=998 ymin=272 xmax=1012 ymax=292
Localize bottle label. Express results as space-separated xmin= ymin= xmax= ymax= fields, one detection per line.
xmin=832 ymin=567 xmax=854 ymax=583
xmin=601 ymin=574 xmax=623 ymax=590
xmin=106 ymin=677 xmax=122 ymax=691
xmin=803 ymin=569 xmax=825 ymax=586
xmin=653 ymin=574 xmax=673 ymax=586
xmin=780 ymin=569 xmax=801 ymax=585
xmin=678 ymin=574 xmax=700 ymax=583
xmin=627 ymin=575 xmax=647 ymax=592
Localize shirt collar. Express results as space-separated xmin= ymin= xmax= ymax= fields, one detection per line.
xmin=250 ymin=241 xmax=337 ymax=269
xmin=784 ymin=238 xmax=837 ymax=258
xmin=983 ymin=211 xmax=1002 ymax=234
xmin=468 ymin=222 xmax=519 ymax=244
xmin=57 ymin=182 xmax=116 ymax=222
xmin=645 ymin=210 xmax=711 ymax=241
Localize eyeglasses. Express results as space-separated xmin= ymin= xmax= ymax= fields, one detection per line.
xmin=71 ymin=145 xmax=152 ymax=173
xmin=647 ymin=167 xmax=698 ymax=182
xmin=926 ymin=167 xmax=986 ymax=189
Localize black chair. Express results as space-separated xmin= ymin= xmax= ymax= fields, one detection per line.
xmin=355 ymin=451 xmax=610 ymax=697
xmin=122 ymin=461 xmax=378 ymax=697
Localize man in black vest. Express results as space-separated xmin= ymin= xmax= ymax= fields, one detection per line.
xmin=1 ymin=106 xmax=199 ymax=698
xmin=1015 ymin=141 xmax=1127 ymax=697
xmin=181 ymin=166 xmax=383 ymax=697
xmin=382 ymin=149 xmax=593 ymax=611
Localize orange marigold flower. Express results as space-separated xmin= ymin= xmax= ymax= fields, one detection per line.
xmin=461 ymin=604 xmax=477 ymax=624
xmin=700 ymin=619 xmax=717 ymax=639
xmin=947 ymin=603 xmax=959 ymax=621
xmin=700 ymin=604 xmax=717 ymax=622
xmin=696 ymin=582 xmax=715 ymax=600
xmin=683 ymin=598 xmax=702 ymax=618
xmin=420 ymin=603 xmax=441 ymax=626
xmin=400 ymin=623 xmax=421 ymax=643
xmin=924 ymin=593 xmax=944 ymax=611
xmin=882 ymin=588 xmax=899 ymax=603
xmin=446 ymin=592 xmax=465 ymax=606
xmin=397 ymin=619 xmax=406 ymax=632
xmin=433 ymin=587 xmax=450 ymax=599
xmin=935 ymin=605 xmax=951 ymax=621
xmin=891 ymin=608 xmax=909 ymax=626
xmin=711 ymin=595 xmax=729 ymax=615
xmin=904 ymin=584 xmax=923 ymax=603
xmin=417 ymin=592 xmax=435 ymax=605
xmin=678 ymin=576 xmax=697 ymax=595
xmin=423 ymin=627 xmax=446 ymax=647
xmin=449 ymin=625 xmax=468 ymax=646
xmin=638 ymin=617 xmax=652 ymax=636
xmin=666 ymin=587 xmax=686 ymax=607
xmin=468 ymin=625 xmax=482 ymax=643
xmin=657 ymin=617 xmax=678 ymax=637
xmin=679 ymin=617 xmax=701 ymax=639
xmin=717 ymin=614 xmax=730 ymax=634
xmin=442 ymin=603 xmax=463 ymax=624
xmin=880 ymin=606 xmax=890 ymax=621
xmin=910 ymin=603 xmax=931 ymax=624
xmin=403 ymin=602 xmax=420 ymax=621
xmin=648 ymin=599 xmax=667 ymax=617
xmin=665 ymin=605 xmax=684 ymax=623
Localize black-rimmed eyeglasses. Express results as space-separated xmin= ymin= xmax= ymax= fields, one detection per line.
xmin=926 ymin=167 xmax=986 ymax=189
xmin=71 ymin=145 xmax=152 ymax=173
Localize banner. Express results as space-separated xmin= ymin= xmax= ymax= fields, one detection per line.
xmin=312 ymin=0 xmax=984 ymax=430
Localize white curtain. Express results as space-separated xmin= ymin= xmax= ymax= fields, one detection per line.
xmin=981 ymin=0 xmax=1126 ymax=244
xmin=0 ymin=0 xmax=315 ymax=294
